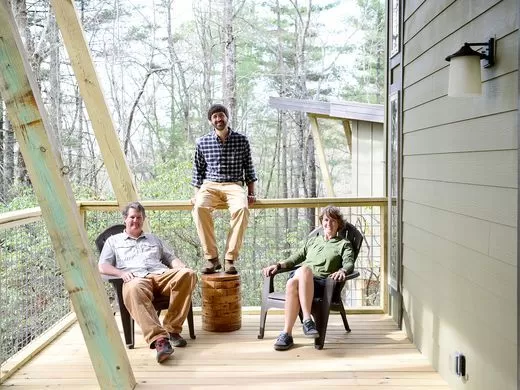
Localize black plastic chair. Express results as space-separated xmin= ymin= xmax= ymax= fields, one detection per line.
xmin=95 ymin=224 xmax=196 ymax=349
xmin=257 ymin=221 xmax=363 ymax=349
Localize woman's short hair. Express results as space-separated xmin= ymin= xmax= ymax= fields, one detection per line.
xmin=318 ymin=205 xmax=344 ymax=230
xmin=122 ymin=201 xmax=146 ymax=219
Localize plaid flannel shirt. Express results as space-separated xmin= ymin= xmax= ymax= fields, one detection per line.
xmin=191 ymin=129 xmax=257 ymax=187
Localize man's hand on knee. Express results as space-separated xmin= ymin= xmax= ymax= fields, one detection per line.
xmin=122 ymin=272 xmax=135 ymax=283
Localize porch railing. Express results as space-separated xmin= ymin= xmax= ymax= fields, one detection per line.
xmin=0 ymin=197 xmax=387 ymax=370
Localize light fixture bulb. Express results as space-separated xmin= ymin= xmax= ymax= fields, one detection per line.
xmin=445 ymin=39 xmax=495 ymax=97
xmin=447 ymin=54 xmax=482 ymax=97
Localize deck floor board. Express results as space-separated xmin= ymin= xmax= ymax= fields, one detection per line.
xmin=1 ymin=313 xmax=449 ymax=389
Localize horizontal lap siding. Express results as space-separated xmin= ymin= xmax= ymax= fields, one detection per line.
xmin=404 ymin=71 xmax=517 ymax=132
xmin=404 ymin=0 xmax=503 ymax=68
xmin=404 ymin=111 xmax=517 ymax=154
xmin=404 ymin=151 xmax=517 ymax=187
xmin=403 ymin=178 xmax=516 ymax=227
xmin=401 ymin=0 xmax=517 ymax=389
xmin=403 ymin=201 xmax=516 ymax=267
xmin=403 ymin=268 xmax=516 ymax=390
xmin=403 ymin=222 xmax=516 ymax=320
xmin=403 ymin=0 xmax=512 ymax=88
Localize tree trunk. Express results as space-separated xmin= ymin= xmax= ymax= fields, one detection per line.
xmin=11 ymin=0 xmax=38 ymax=186
xmin=222 ymin=0 xmax=236 ymax=121
xmin=0 ymin=100 xmax=4 ymax=201
xmin=4 ymin=119 xmax=15 ymax=197
xmin=48 ymin=9 xmax=62 ymax=146
xmin=293 ymin=0 xmax=315 ymax=229
xmin=76 ymin=87 xmax=84 ymax=183
xmin=306 ymin=125 xmax=316 ymax=226
xmin=165 ymin=0 xmax=192 ymax=143
xmin=194 ymin=0 xmax=215 ymax=127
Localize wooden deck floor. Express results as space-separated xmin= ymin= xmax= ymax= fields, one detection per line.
xmin=1 ymin=313 xmax=449 ymax=389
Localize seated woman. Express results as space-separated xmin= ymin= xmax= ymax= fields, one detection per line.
xmin=262 ymin=205 xmax=354 ymax=351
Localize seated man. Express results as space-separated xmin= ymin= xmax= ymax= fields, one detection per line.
xmin=262 ymin=205 xmax=354 ymax=351
xmin=98 ymin=201 xmax=197 ymax=363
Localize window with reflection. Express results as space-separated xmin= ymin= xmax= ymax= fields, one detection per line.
xmin=388 ymin=91 xmax=399 ymax=291
xmin=391 ymin=0 xmax=400 ymax=57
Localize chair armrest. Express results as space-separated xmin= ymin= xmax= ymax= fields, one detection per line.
xmin=100 ymin=274 xmax=123 ymax=282
xmin=100 ymin=274 xmax=125 ymax=300
xmin=322 ymin=270 xmax=360 ymax=303
xmin=100 ymin=274 xmax=124 ymax=292
xmin=268 ymin=265 xmax=297 ymax=277
xmin=261 ymin=265 xmax=298 ymax=296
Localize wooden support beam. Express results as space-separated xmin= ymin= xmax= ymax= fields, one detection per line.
xmin=342 ymin=119 xmax=353 ymax=154
xmin=0 ymin=2 xmax=136 ymax=388
xmin=50 ymin=0 xmax=147 ymax=229
xmin=308 ymin=115 xmax=335 ymax=197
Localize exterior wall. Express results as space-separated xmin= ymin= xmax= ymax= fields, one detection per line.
xmin=350 ymin=120 xmax=385 ymax=197
xmin=400 ymin=0 xmax=517 ymax=389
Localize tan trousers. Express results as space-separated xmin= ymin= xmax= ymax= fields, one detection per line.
xmin=192 ymin=181 xmax=249 ymax=261
xmin=122 ymin=267 xmax=197 ymax=347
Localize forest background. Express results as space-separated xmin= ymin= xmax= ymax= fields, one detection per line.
xmin=0 ymin=0 xmax=385 ymax=210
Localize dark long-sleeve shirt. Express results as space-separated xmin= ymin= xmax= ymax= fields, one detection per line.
xmin=191 ymin=129 xmax=257 ymax=187
xmin=281 ymin=235 xmax=355 ymax=278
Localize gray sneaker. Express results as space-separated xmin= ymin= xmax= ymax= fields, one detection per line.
xmin=302 ymin=319 xmax=320 ymax=338
xmin=274 ymin=332 xmax=294 ymax=351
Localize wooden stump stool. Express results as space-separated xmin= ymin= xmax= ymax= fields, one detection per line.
xmin=201 ymin=273 xmax=241 ymax=332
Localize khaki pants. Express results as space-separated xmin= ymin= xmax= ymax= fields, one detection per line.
xmin=122 ymin=267 xmax=197 ymax=347
xmin=192 ymin=181 xmax=249 ymax=261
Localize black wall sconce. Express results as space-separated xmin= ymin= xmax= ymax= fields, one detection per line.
xmin=445 ymin=38 xmax=495 ymax=97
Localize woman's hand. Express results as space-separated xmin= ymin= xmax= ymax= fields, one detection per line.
xmin=262 ymin=264 xmax=279 ymax=277
xmin=329 ymin=269 xmax=347 ymax=282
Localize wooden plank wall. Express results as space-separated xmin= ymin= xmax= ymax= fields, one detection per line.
xmin=351 ymin=120 xmax=385 ymax=197
xmin=401 ymin=0 xmax=517 ymax=389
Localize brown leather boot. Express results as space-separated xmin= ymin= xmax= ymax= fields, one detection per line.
xmin=224 ymin=260 xmax=237 ymax=274
xmin=201 ymin=258 xmax=222 ymax=274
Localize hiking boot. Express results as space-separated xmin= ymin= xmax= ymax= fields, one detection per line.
xmin=302 ymin=318 xmax=319 ymax=338
xmin=274 ymin=332 xmax=294 ymax=351
xmin=201 ymin=258 xmax=222 ymax=274
xmin=155 ymin=337 xmax=174 ymax=363
xmin=224 ymin=259 xmax=237 ymax=274
xmin=169 ymin=333 xmax=187 ymax=347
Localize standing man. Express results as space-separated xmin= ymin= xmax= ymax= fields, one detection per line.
xmin=191 ymin=104 xmax=257 ymax=275
xmin=99 ymin=202 xmax=197 ymax=363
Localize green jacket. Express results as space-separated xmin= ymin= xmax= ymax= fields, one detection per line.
xmin=281 ymin=235 xmax=355 ymax=278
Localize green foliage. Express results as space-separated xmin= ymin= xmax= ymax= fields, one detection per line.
xmin=341 ymin=0 xmax=385 ymax=103
xmin=71 ymin=183 xmax=107 ymax=201
xmin=1 ymin=0 xmax=386 ymax=206
xmin=0 ymin=221 xmax=70 ymax=363
xmin=125 ymin=25 xmax=153 ymax=42
xmin=0 ymin=185 xmax=38 ymax=212
xmin=140 ymin=160 xmax=193 ymax=200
